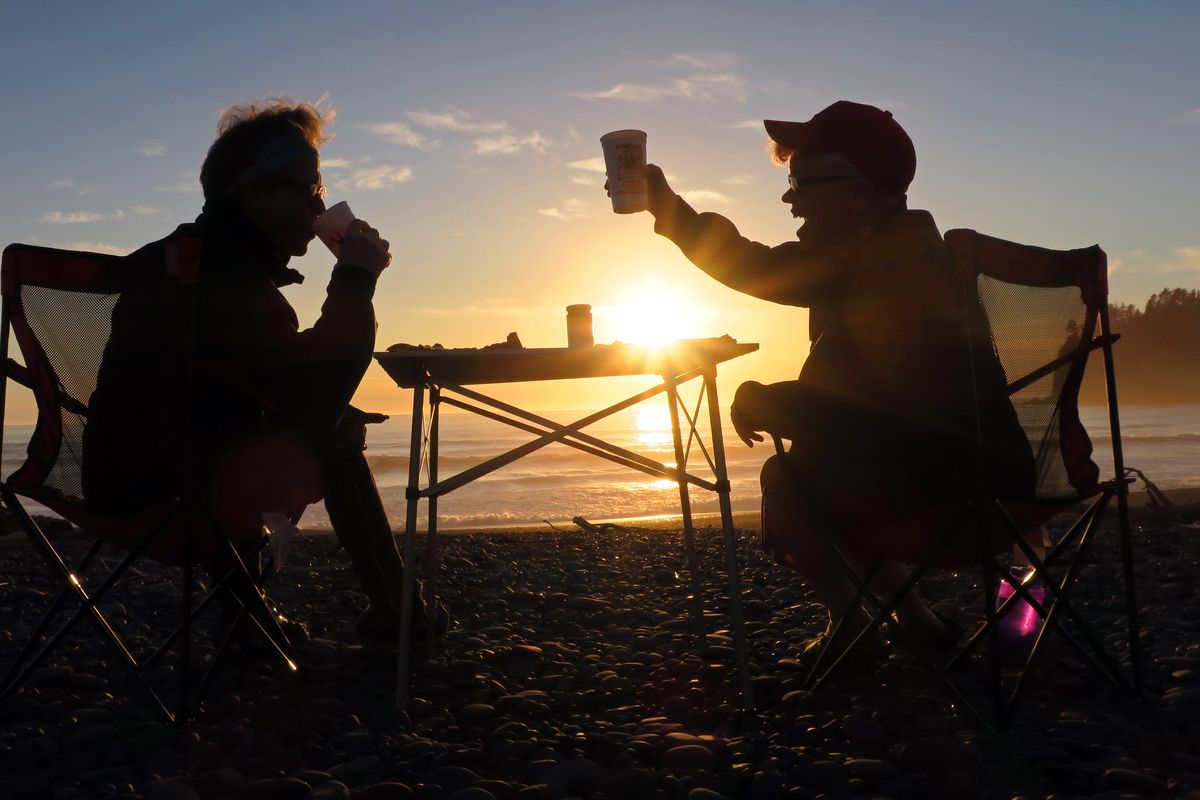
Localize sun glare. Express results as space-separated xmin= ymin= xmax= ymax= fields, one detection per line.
xmin=603 ymin=282 xmax=707 ymax=348
xmin=634 ymin=405 xmax=673 ymax=448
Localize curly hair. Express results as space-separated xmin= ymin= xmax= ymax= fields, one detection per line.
xmin=200 ymin=98 xmax=335 ymax=201
xmin=767 ymin=137 xmax=794 ymax=166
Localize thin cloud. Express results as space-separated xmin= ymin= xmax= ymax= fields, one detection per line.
xmin=1156 ymin=246 xmax=1200 ymax=274
xmin=474 ymin=131 xmax=552 ymax=156
xmin=720 ymin=174 xmax=754 ymax=185
xmin=1175 ymin=108 xmax=1200 ymax=124
xmin=538 ymin=198 xmax=588 ymax=221
xmin=408 ymin=109 xmax=507 ymax=134
xmin=138 ymin=142 xmax=166 ymax=157
xmin=735 ymin=119 xmax=762 ymax=130
xmin=654 ymin=52 xmax=740 ymax=71
xmin=405 ymin=107 xmax=556 ymax=156
xmin=364 ymin=121 xmax=434 ymax=149
xmin=1108 ymin=249 xmax=1144 ymax=275
xmin=154 ymin=172 xmax=200 ymax=193
xmin=39 ymin=208 xmax=152 ymax=224
xmin=573 ymin=51 xmax=751 ymax=105
xmin=48 ymin=178 xmax=96 ymax=194
xmin=576 ymin=83 xmax=671 ymax=104
xmin=39 ymin=211 xmax=105 ymax=224
xmin=568 ymin=157 xmax=607 ymax=173
xmin=568 ymin=157 xmax=606 ymax=186
xmin=335 ymin=165 xmax=413 ymax=190
xmin=50 ymin=241 xmax=130 ymax=255
xmin=681 ymin=189 xmax=731 ymax=205
xmin=321 ymin=158 xmax=352 ymax=169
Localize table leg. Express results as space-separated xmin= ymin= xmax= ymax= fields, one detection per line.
xmin=424 ymin=388 xmax=441 ymax=661
xmin=666 ymin=381 xmax=706 ymax=642
xmin=396 ymin=380 xmax=425 ymax=708
xmin=703 ymin=368 xmax=754 ymax=711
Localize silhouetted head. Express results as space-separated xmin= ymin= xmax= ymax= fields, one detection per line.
xmin=765 ymin=101 xmax=914 ymax=242
xmin=764 ymin=101 xmax=915 ymax=196
xmin=200 ymin=99 xmax=333 ymax=257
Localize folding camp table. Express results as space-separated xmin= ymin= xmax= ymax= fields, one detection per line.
xmin=375 ymin=336 xmax=758 ymax=708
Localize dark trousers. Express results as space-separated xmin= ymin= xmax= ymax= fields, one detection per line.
xmin=208 ymin=410 xmax=412 ymax=622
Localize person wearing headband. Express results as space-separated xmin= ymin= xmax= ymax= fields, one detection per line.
xmin=84 ymin=99 xmax=443 ymax=646
xmin=623 ymin=101 xmax=1033 ymax=657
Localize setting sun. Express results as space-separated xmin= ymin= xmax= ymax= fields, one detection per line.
xmin=600 ymin=281 xmax=710 ymax=348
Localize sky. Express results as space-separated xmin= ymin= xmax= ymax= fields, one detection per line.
xmin=1 ymin=1 xmax=1198 ymax=423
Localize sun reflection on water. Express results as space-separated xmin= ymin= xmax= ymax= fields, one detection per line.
xmin=634 ymin=405 xmax=673 ymax=448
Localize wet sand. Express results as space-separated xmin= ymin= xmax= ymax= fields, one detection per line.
xmin=2 ymin=502 xmax=1199 ymax=799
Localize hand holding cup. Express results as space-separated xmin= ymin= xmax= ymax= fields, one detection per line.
xmin=338 ymin=219 xmax=392 ymax=278
xmin=605 ymin=163 xmax=673 ymax=218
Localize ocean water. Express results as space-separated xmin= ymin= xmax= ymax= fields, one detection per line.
xmin=4 ymin=405 xmax=1198 ymax=531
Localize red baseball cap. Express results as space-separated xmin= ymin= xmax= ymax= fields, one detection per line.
xmin=764 ymin=101 xmax=916 ymax=196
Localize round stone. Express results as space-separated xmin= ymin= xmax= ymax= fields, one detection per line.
xmin=306 ymin=780 xmax=352 ymax=800
xmin=1102 ymin=768 xmax=1166 ymax=794
xmin=662 ymin=744 xmax=716 ymax=771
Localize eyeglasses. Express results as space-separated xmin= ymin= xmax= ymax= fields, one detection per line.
xmin=787 ymin=174 xmax=856 ymax=193
xmin=277 ymin=180 xmax=327 ymax=202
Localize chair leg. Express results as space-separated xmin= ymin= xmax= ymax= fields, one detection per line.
xmin=816 ymin=503 xmax=977 ymax=687
xmin=949 ymin=495 xmax=1104 ymax=669
xmin=144 ymin=534 xmax=273 ymax=669
xmin=1114 ymin=484 xmax=1143 ymax=698
xmin=0 ymin=491 xmax=177 ymax=721
xmin=830 ymin=538 xmax=992 ymax=730
xmin=1 ymin=538 xmax=103 ymax=690
xmin=214 ymin=534 xmax=299 ymax=669
xmin=1010 ymin=499 xmax=1133 ymax=694
xmin=979 ymin=528 xmax=1007 ymax=730
xmin=803 ymin=559 xmax=879 ymax=690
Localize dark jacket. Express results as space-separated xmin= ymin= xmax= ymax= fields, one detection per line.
xmin=653 ymin=196 xmax=1034 ymax=514
xmin=82 ymin=204 xmax=379 ymax=514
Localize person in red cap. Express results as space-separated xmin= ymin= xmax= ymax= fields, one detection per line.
xmin=627 ymin=101 xmax=1034 ymax=656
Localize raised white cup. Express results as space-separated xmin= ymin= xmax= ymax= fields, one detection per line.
xmin=600 ymin=129 xmax=648 ymax=214
xmin=313 ymin=200 xmax=356 ymax=256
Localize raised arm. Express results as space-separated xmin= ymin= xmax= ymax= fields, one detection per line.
xmin=644 ymin=165 xmax=837 ymax=308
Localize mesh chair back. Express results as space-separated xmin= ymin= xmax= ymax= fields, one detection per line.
xmin=2 ymin=242 xmax=200 ymax=547
xmin=946 ymin=229 xmax=1106 ymax=501
xmin=3 ymin=245 xmax=127 ymax=505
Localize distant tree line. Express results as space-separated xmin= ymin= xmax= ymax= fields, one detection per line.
xmin=1079 ymin=287 xmax=1200 ymax=404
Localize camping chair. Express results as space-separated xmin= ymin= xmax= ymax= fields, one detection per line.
xmin=0 ymin=242 xmax=298 ymax=723
xmin=777 ymin=228 xmax=1142 ymax=731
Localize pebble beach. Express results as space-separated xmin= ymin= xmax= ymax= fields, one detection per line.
xmin=2 ymin=504 xmax=1200 ymax=800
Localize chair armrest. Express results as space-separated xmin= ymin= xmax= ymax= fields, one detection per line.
xmin=2 ymin=357 xmax=90 ymax=417
xmin=2 ymin=357 xmax=32 ymax=389
xmin=1006 ymin=334 xmax=1119 ymax=396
